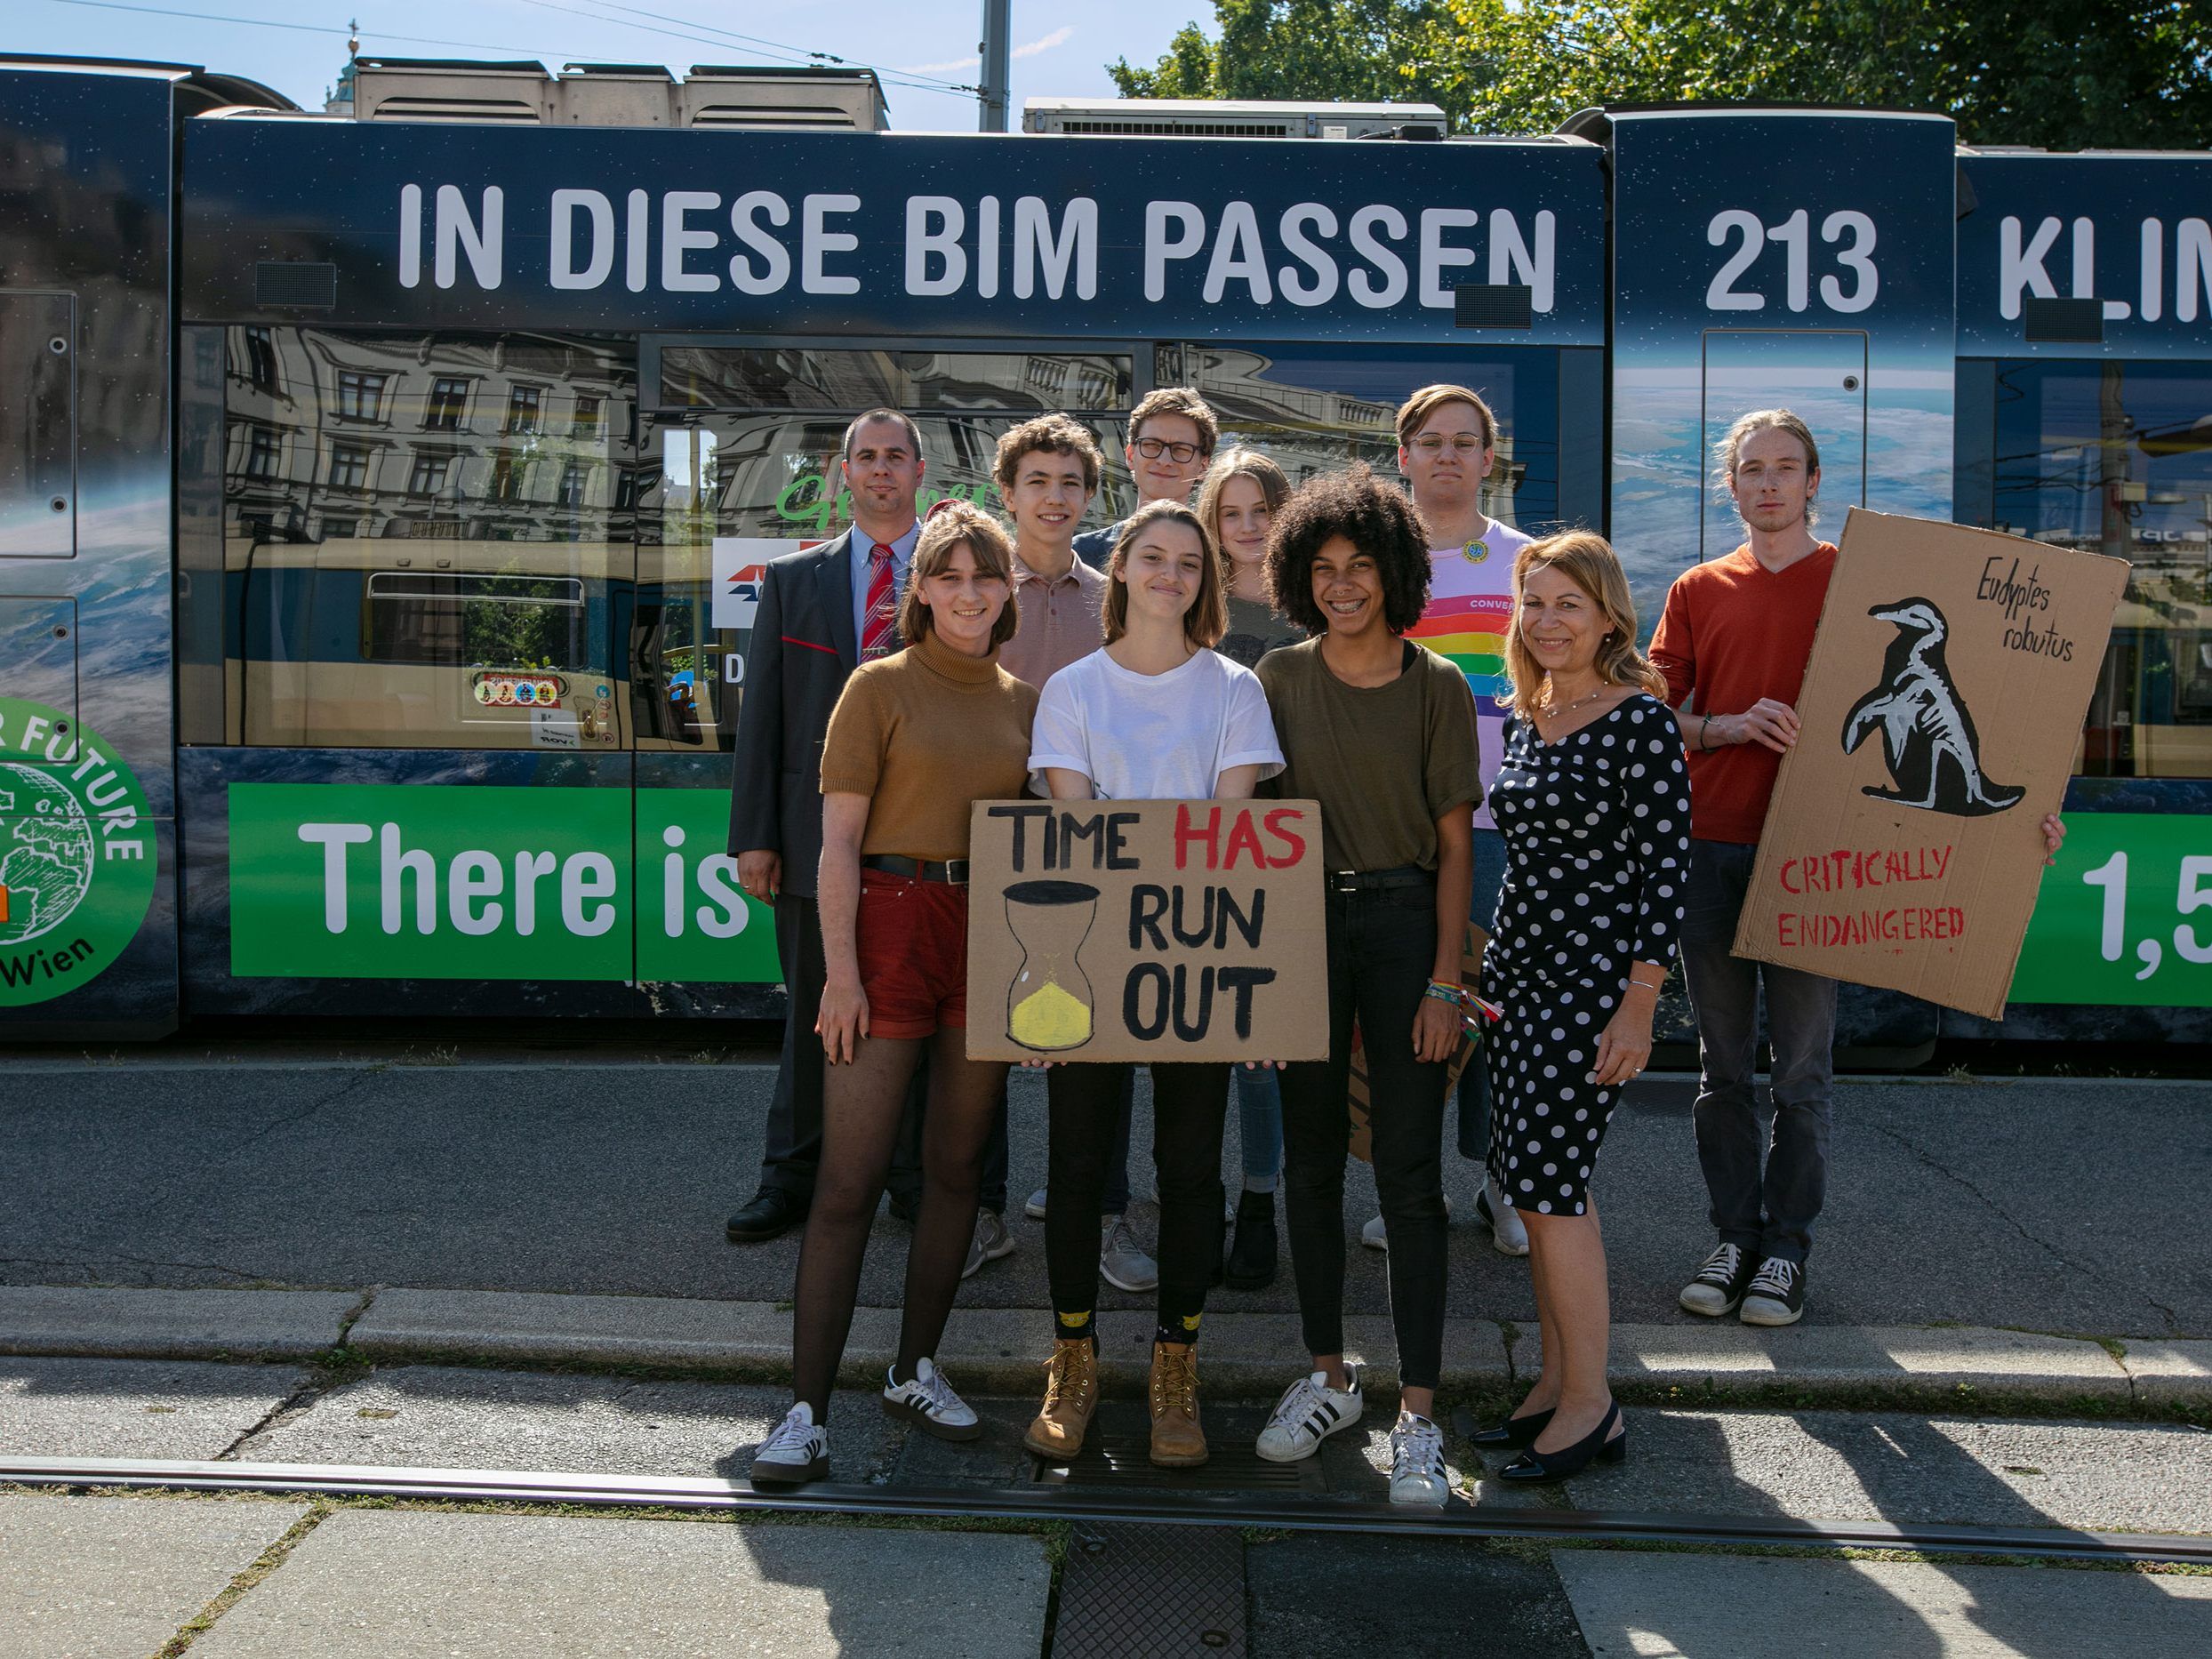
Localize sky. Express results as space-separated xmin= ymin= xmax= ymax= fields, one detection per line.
xmin=10 ymin=0 xmax=1210 ymax=128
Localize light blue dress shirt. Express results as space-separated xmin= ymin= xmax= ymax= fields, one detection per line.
xmin=847 ymin=521 xmax=920 ymax=650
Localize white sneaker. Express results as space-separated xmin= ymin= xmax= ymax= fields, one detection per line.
xmin=749 ymin=1401 xmax=829 ymax=1486
xmin=1255 ymin=1368 xmax=1364 ymax=1463
xmin=962 ymin=1209 xmax=1015 ymax=1279
xmin=1389 ymin=1411 xmax=1451 ymax=1506
xmin=1100 ymin=1214 xmax=1159 ymax=1292
xmin=1024 ymin=1187 xmax=1049 ymax=1221
xmin=1478 ymin=1178 xmax=1529 ymax=1257
xmin=1358 ymin=1194 xmax=1451 ymax=1253
xmin=881 ymin=1357 xmax=982 ymax=1441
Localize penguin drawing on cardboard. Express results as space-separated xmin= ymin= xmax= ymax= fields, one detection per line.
xmin=1842 ymin=597 xmax=2025 ymax=817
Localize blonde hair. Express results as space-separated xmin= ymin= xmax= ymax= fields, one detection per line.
xmin=1102 ymin=500 xmax=1228 ymax=649
xmin=1395 ymin=382 xmax=1498 ymax=451
xmin=1502 ymin=532 xmax=1668 ymax=719
xmin=1713 ymin=408 xmax=1823 ymax=525
xmin=1194 ymin=446 xmax=1290 ymax=575
xmin=897 ymin=501 xmax=1020 ymax=651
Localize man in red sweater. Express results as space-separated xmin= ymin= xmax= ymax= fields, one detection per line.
xmin=1652 ymin=411 xmax=2062 ymax=1328
xmin=1649 ymin=410 xmax=1836 ymax=1327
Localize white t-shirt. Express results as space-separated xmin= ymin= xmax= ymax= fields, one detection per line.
xmin=1030 ymin=646 xmax=1286 ymax=800
xmin=1405 ymin=516 xmax=1535 ymax=830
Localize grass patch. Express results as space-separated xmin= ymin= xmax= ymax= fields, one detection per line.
xmin=155 ymin=1500 xmax=328 ymax=1655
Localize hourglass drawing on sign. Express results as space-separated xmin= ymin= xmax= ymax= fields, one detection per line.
xmin=1004 ymin=879 xmax=1099 ymax=1053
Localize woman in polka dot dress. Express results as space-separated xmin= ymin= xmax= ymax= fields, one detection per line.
xmin=1475 ymin=531 xmax=1690 ymax=1482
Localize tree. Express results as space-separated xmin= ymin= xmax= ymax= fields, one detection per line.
xmin=1111 ymin=0 xmax=2212 ymax=150
xmin=1109 ymin=2 xmax=1478 ymax=127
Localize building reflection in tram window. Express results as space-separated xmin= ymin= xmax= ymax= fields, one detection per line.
xmin=1991 ymin=361 xmax=2212 ymax=780
xmin=212 ymin=328 xmax=638 ymax=752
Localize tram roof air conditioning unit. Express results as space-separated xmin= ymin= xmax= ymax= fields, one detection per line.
xmin=347 ymin=60 xmax=888 ymax=131
xmin=1022 ymin=98 xmax=1447 ymax=140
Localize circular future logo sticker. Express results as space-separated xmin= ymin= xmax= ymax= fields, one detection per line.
xmin=0 ymin=698 xmax=157 ymax=1006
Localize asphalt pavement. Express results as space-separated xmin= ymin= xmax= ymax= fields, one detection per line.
xmin=3 ymin=1055 xmax=2204 ymax=1341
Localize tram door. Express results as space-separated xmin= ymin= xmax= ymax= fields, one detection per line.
xmin=1699 ymin=330 xmax=1868 ymax=558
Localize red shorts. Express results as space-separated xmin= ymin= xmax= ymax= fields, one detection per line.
xmin=856 ymin=870 xmax=970 ymax=1039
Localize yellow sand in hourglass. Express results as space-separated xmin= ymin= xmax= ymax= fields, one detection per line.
xmin=1012 ymin=973 xmax=1090 ymax=1048
xmin=1003 ymin=879 xmax=1100 ymax=1054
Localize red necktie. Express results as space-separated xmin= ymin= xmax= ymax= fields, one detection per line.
xmin=861 ymin=543 xmax=895 ymax=661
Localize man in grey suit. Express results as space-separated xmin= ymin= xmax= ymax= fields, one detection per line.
xmin=725 ymin=409 xmax=926 ymax=1241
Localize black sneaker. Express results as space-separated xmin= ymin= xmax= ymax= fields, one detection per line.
xmin=1677 ymin=1242 xmax=1756 ymax=1317
xmin=1739 ymin=1256 xmax=1808 ymax=1326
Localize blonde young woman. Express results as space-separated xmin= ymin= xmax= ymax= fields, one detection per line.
xmin=1198 ymin=445 xmax=1301 ymax=672
xmin=749 ymin=501 xmax=1038 ymax=1488
xmin=1022 ymin=498 xmax=1284 ymax=1469
xmin=1472 ymin=532 xmax=1689 ymax=1481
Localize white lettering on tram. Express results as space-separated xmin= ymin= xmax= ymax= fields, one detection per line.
xmin=391 ymin=185 xmax=1559 ymax=315
xmin=296 ymin=822 xmax=619 ymax=939
xmin=2000 ymin=212 xmax=2212 ymax=324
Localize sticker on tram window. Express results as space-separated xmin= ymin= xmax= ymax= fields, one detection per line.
xmin=0 ymin=698 xmax=158 ymax=1007
xmin=711 ymin=538 xmax=809 ymax=630
xmin=2013 ymin=813 xmax=2212 ymax=1007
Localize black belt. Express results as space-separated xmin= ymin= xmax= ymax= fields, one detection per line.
xmin=862 ymin=854 xmax=969 ymax=886
xmin=1326 ymin=865 xmax=1432 ymax=894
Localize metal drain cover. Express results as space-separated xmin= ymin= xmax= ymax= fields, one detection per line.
xmin=1052 ymin=1521 xmax=1246 ymax=1657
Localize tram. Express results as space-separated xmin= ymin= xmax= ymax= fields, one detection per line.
xmin=2 ymin=54 xmax=2208 ymax=1053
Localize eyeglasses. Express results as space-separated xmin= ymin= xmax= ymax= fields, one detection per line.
xmin=1408 ymin=435 xmax=1489 ymax=455
xmin=1134 ymin=437 xmax=1206 ymax=464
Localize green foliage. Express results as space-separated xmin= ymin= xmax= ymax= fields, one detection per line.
xmin=1110 ymin=0 xmax=2212 ymax=149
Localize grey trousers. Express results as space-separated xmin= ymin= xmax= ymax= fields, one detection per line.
xmin=1677 ymin=839 xmax=1839 ymax=1266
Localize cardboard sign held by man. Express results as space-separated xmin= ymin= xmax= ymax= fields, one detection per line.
xmin=965 ymin=798 xmax=1328 ymax=1063
xmin=1735 ymin=508 xmax=2128 ymax=1019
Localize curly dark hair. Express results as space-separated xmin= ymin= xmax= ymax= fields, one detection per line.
xmin=1264 ymin=463 xmax=1433 ymax=636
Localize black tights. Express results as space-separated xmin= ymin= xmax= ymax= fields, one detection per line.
xmin=1047 ymin=1062 xmax=1229 ymax=1338
xmin=789 ymin=1028 xmax=1007 ymax=1416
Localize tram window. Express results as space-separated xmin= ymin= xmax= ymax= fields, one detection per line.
xmin=213 ymin=326 xmax=635 ymax=751
xmin=336 ymin=372 xmax=387 ymax=423
xmin=1990 ymin=360 xmax=2212 ymax=778
xmin=1179 ymin=342 xmax=1559 ymax=532
xmin=363 ymin=573 xmax=591 ymax=669
xmin=659 ymin=346 xmax=1131 ymax=415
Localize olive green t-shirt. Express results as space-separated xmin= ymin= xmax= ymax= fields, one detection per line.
xmin=1256 ymin=637 xmax=1482 ymax=873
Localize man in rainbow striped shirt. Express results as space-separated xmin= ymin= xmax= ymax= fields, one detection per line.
xmin=1363 ymin=383 xmax=1533 ymax=1260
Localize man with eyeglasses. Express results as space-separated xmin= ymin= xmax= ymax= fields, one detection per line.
xmin=1071 ymin=387 xmax=1219 ymax=567
xmin=1358 ymin=383 xmax=1535 ymax=1262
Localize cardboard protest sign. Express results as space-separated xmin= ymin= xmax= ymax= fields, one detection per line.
xmin=965 ymin=799 xmax=1327 ymax=1063
xmin=1735 ymin=509 xmax=2128 ymax=1019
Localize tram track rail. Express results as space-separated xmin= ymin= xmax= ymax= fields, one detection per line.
xmin=4 ymin=1455 xmax=2208 ymax=1567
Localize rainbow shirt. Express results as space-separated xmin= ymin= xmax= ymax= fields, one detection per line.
xmin=1407 ymin=520 xmax=1531 ymax=830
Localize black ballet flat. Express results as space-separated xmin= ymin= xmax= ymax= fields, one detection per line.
xmin=1497 ymin=1403 xmax=1626 ymax=1482
xmin=1470 ymin=1406 xmax=1555 ymax=1449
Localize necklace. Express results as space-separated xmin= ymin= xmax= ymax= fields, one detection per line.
xmin=1538 ymin=681 xmax=1608 ymax=719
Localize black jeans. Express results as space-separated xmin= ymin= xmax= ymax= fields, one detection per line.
xmin=1279 ymin=879 xmax=1452 ymax=1391
xmin=1047 ymin=1062 xmax=1229 ymax=1333
xmin=760 ymin=892 xmax=928 ymax=1206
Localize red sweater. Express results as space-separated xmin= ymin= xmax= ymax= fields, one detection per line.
xmin=1648 ymin=541 xmax=1837 ymax=845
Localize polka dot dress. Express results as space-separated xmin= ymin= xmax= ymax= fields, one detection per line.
xmin=1480 ymin=693 xmax=1691 ymax=1216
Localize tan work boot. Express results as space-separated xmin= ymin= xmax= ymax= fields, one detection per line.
xmin=1149 ymin=1340 xmax=1208 ymax=1467
xmin=1022 ymin=1336 xmax=1098 ymax=1460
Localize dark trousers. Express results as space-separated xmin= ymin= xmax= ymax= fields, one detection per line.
xmin=1279 ymin=882 xmax=1452 ymax=1391
xmin=1678 ymin=839 xmax=1839 ymax=1265
xmin=1047 ymin=1062 xmax=1227 ymax=1331
xmin=759 ymin=891 xmax=928 ymax=1206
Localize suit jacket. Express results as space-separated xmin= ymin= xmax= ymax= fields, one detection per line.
xmin=726 ymin=527 xmax=862 ymax=899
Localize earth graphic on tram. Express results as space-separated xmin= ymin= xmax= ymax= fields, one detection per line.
xmin=0 ymin=765 xmax=96 ymax=946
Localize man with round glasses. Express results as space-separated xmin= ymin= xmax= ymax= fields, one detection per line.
xmin=1072 ymin=387 xmax=1219 ymax=567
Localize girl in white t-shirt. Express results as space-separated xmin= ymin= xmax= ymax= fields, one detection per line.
xmin=1022 ymin=500 xmax=1284 ymax=1473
